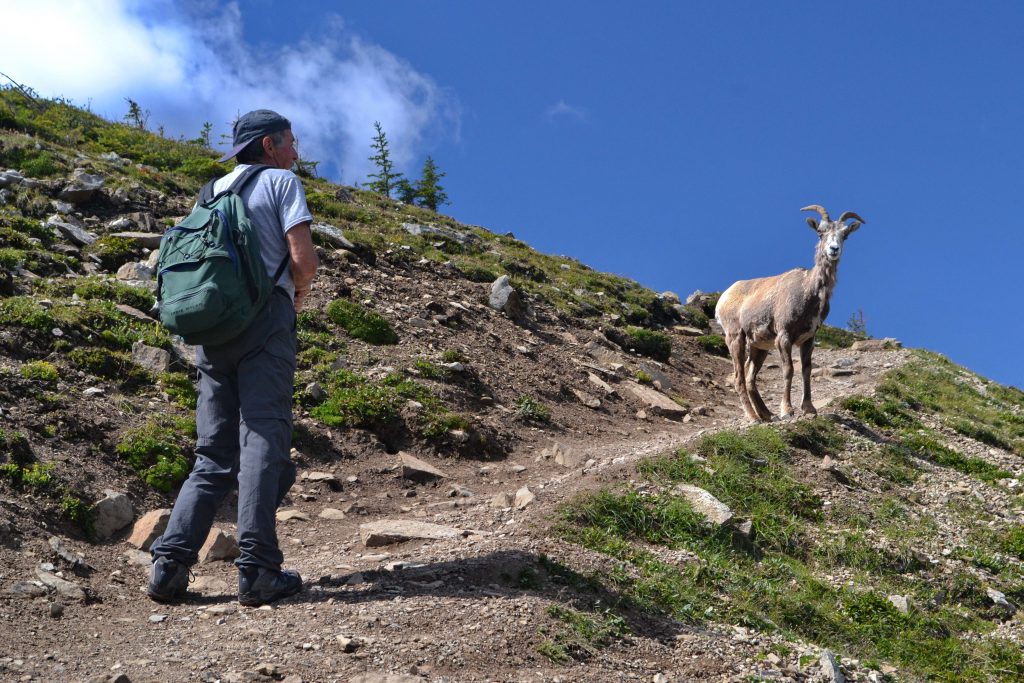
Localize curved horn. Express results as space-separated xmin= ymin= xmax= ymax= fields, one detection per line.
xmin=801 ymin=205 xmax=830 ymax=221
xmin=838 ymin=211 xmax=865 ymax=225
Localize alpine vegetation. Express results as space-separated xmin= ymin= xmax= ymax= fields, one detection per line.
xmin=715 ymin=205 xmax=865 ymax=422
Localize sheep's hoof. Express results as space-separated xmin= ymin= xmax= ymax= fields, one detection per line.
xmin=800 ymin=404 xmax=817 ymax=417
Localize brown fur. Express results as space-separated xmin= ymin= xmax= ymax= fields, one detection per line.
xmin=715 ymin=207 xmax=863 ymax=422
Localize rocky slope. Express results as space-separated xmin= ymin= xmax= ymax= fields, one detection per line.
xmin=1 ymin=91 xmax=1023 ymax=682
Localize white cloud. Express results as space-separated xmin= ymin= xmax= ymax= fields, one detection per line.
xmin=545 ymin=99 xmax=586 ymax=121
xmin=0 ymin=0 xmax=459 ymax=184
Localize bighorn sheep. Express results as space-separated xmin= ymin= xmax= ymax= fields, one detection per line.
xmin=714 ymin=205 xmax=865 ymax=422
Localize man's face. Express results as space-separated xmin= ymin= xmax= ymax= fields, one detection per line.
xmin=266 ymin=129 xmax=298 ymax=170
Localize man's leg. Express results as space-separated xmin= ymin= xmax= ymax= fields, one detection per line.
xmin=151 ymin=365 xmax=240 ymax=565
xmin=148 ymin=362 xmax=240 ymax=601
xmin=234 ymin=291 xmax=302 ymax=604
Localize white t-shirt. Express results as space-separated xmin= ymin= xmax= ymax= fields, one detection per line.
xmin=212 ymin=165 xmax=313 ymax=301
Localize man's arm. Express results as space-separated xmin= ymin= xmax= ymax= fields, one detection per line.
xmin=285 ymin=221 xmax=318 ymax=311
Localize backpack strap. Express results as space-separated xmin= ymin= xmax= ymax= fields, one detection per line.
xmin=272 ymin=255 xmax=290 ymax=285
xmin=198 ymin=164 xmax=272 ymax=205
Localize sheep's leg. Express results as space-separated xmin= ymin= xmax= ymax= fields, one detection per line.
xmin=746 ymin=348 xmax=774 ymax=421
xmin=776 ymin=336 xmax=795 ymax=417
xmin=798 ymin=339 xmax=817 ymax=416
xmin=726 ymin=332 xmax=760 ymax=422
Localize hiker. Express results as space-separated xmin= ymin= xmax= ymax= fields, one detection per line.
xmin=148 ymin=109 xmax=318 ymax=606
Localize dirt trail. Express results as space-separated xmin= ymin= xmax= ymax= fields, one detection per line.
xmin=0 ymin=346 xmax=907 ymax=683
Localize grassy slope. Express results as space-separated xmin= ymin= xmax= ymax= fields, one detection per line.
xmin=556 ymin=351 xmax=1024 ymax=681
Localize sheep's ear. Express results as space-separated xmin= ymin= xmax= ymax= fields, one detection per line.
xmin=842 ymin=221 xmax=862 ymax=237
xmin=805 ymin=217 xmax=819 ymax=233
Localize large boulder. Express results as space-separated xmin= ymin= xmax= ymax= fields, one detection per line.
xmin=47 ymin=215 xmax=96 ymax=247
xmin=132 ymin=341 xmax=171 ymax=374
xmin=489 ymin=275 xmax=525 ymax=319
xmin=127 ymin=508 xmax=171 ymax=550
xmin=92 ymin=490 xmax=134 ymax=540
xmin=58 ymin=169 xmax=104 ymax=204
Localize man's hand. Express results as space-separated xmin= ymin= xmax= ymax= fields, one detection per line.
xmin=294 ymin=285 xmax=310 ymax=312
xmin=286 ymin=222 xmax=317 ymax=312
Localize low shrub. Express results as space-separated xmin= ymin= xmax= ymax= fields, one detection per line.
xmin=515 ymin=395 xmax=551 ymax=423
xmin=326 ymin=299 xmax=398 ymax=345
xmin=83 ymin=235 xmax=140 ymax=272
xmin=115 ymin=418 xmax=192 ymax=492
xmin=697 ymin=334 xmax=729 ymax=357
xmin=20 ymin=360 xmax=59 ymax=382
xmin=68 ymin=347 xmax=149 ymax=384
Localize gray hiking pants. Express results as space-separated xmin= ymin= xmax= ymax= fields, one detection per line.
xmin=151 ymin=289 xmax=297 ymax=571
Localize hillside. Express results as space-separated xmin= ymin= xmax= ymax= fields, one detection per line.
xmin=1 ymin=90 xmax=1023 ymax=683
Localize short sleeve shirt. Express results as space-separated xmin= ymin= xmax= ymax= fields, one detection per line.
xmin=212 ymin=164 xmax=313 ymax=301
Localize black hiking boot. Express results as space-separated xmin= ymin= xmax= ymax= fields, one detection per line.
xmin=147 ymin=556 xmax=189 ymax=603
xmin=238 ymin=567 xmax=303 ymax=606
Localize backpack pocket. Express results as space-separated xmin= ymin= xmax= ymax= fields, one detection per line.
xmin=160 ymin=282 xmax=228 ymax=339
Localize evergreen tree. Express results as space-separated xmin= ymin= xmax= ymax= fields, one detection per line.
xmin=395 ymin=178 xmax=418 ymax=204
xmin=365 ymin=121 xmax=403 ymax=197
xmin=414 ymin=156 xmax=449 ymax=211
xmin=123 ymin=98 xmax=149 ymax=130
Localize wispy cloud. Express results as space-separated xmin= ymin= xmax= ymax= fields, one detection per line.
xmin=0 ymin=0 xmax=459 ymax=184
xmin=545 ymin=99 xmax=587 ymax=121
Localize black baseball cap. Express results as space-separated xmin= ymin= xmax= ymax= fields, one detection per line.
xmin=218 ymin=109 xmax=291 ymax=162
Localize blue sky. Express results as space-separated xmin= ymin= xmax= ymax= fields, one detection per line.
xmin=1 ymin=1 xmax=1022 ymax=387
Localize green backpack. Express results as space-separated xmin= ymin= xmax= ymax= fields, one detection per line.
xmin=156 ymin=165 xmax=288 ymax=346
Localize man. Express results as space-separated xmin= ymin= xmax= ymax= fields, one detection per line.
xmin=148 ymin=110 xmax=318 ymax=606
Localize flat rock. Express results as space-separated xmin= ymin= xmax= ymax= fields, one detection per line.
xmin=674 ymin=326 xmax=704 ymax=336
xmin=116 ymin=304 xmax=155 ymax=322
xmin=132 ymin=341 xmax=171 ymax=374
xmin=571 ymin=388 xmax=601 ymax=409
xmin=587 ymin=372 xmax=617 ymax=396
xmin=514 ymin=486 xmax=536 ymax=509
xmin=191 ymin=576 xmax=231 ymax=594
xmin=402 ymin=222 xmax=476 ymax=245
xmin=672 ymin=484 xmax=733 ymax=526
xmin=359 ymin=520 xmax=464 ymax=547
xmin=622 ymin=381 xmax=687 ymax=419
xmin=109 ymin=231 xmax=162 ymax=249
xmin=851 ymin=338 xmax=901 ymax=351
xmin=127 ymin=509 xmax=171 ymax=550
xmin=116 ymin=262 xmax=155 ymax=281
xmin=302 ymin=470 xmax=339 ymax=488
xmin=542 ymin=442 xmax=582 ymax=468
xmin=318 ymin=508 xmax=346 ymax=520
xmin=490 ymin=492 xmax=513 ymax=509
xmin=34 ymin=567 xmax=87 ymax=602
xmin=47 ymin=216 xmax=96 ymax=246
xmin=93 ymin=490 xmax=134 ymax=540
xmin=311 ymin=222 xmax=356 ymax=249
xmin=276 ymin=509 xmax=310 ymax=522
xmin=199 ymin=529 xmax=239 ymax=563
xmin=399 ymin=452 xmax=448 ymax=481
xmin=8 ymin=581 xmax=47 ymax=598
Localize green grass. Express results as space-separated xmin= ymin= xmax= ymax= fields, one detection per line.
xmin=697 ymin=334 xmax=729 ymax=357
xmin=515 ymin=394 xmax=551 ymax=423
xmin=782 ymin=417 xmax=847 ymax=456
xmin=159 ymin=372 xmax=198 ymax=410
xmin=68 ymin=347 xmax=150 ymax=385
xmin=0 ymin=296 xmax=169 ymax=352
xmin=876 ymin=350 xmax=1024 ymax=455
xmin=611 ymin=326 xmax=672 ymax=361
xmin=20 ymin=360 xmax=59 ymax=382
xmin=326 ymin=299 xmax=398 ymax=345
xmin=640 ymin=428 xmax=821 ymax=554
xmin=82 ymin=235 xmax=140 ymax=271
xmin=34 ymin=275 xmax=155 ymax=311
xmin=815 ymin=324 xmax=867 ymax=349
xmin=560 ymin=425 xmax=1024 ymax=681
xmin=0 ymin=462 xmax=53 ymax=489
xmin=115 ymin=417 xmax=194 ymax=492
xmin=537 ymin=604 xmax=630 ymax=663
